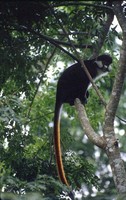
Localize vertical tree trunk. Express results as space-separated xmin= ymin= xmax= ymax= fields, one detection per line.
xmin=103 ymin=1 xmax=126 ymax=193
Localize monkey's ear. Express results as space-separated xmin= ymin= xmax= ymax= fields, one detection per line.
xmin=94 ymin=60 xmax=103 ymax=68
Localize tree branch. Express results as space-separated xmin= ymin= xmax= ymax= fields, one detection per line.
xmin=104 ymin=2 xmax=126 ymax=128
xmin=52 ymin=1 xmax=113 ymax=10
xmin=14 ymin=25 xmax=79 ymax=62
xmin=50 ymin=39 xmax=92 ymax=49
xmin=74 ymin=98 xmax=106 ymax=149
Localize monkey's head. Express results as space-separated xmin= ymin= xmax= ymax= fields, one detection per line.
xmin=95 ymin=54 xmax=112 ymax=72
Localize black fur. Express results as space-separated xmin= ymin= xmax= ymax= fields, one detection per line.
xmin=56 ymin=54 xmax=112 ymax=106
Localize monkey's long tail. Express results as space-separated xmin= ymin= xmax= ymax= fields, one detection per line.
xmin=54 ymin=101 xmax=69 ymax=187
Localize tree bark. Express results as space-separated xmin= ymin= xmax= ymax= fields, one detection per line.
xmin=103 ymin=1 xmax=126 ymax=193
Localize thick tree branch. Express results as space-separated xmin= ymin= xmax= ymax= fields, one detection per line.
xmin=104 ymin=44 xmax=126 ymax=127
xmin=104 ymin=2 xmax=126 ymax=128
xmin=74 ymin=98 xmax=106 ymax=149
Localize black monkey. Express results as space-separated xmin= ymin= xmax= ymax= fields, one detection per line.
xmin=54 ymin=54 xmax=112 ymax=187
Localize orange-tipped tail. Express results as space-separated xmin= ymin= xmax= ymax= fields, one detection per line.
xmin=54 ymin=102 xmax=69 ymax=187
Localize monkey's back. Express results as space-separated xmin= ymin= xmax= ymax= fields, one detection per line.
xmin=56 ymin=61 xmax=94 ymax=105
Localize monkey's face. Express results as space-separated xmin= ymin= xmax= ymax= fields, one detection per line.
xmin=95 ymin=54 xmax=112 ymax=72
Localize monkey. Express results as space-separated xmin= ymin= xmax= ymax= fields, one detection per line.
xmin=54 ymin=54 xmax=112 ymax=187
